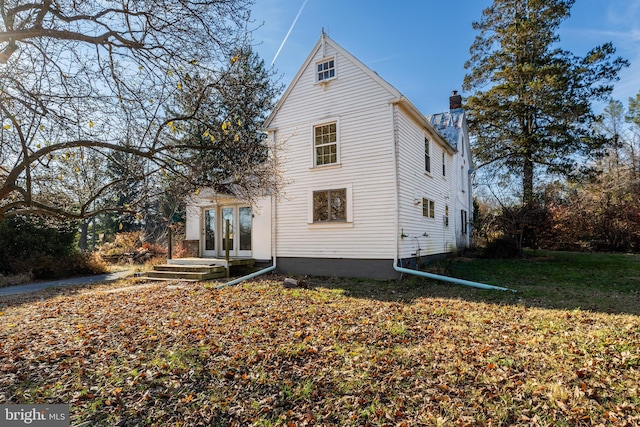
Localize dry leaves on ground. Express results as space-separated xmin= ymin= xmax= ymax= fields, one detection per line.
xmin=0 ymin=277 xmax=639 ymax=426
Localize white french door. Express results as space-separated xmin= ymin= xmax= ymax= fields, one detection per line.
xmin=202 ymin=205 xmax=252 ymax=257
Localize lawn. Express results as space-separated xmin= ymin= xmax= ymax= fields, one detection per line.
xmin=0 ymin=251 xmax=638 ymax=426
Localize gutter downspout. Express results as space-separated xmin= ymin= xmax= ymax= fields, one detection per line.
xmin=390 ymin=100 xmax=402 ymax=281
xmin=393 ymin=263 xmax=515 ymax=292
xmin=467 ymin=166 xmax=475 ymax=246
xmin=217 ymin=197 xmax=278 ymax=289
xmin=217 ymin=261 xmax=276 ymax=289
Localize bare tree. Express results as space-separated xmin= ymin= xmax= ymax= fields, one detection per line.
xmin=0 ymin=0 xmax=279 ymax=221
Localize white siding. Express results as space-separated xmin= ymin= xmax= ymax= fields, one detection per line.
xmin=269 ymin=42 xmax=398 ymax=259
xmin=451 ymin=119 xmax=472 ymax=249
xmin=252 ymin=196 xmax=272 ymax=260
xmin=185 ymin=35 xmax=474 ymax=270
xmin=394 ymin=105 xmax=456 ymax=259
xmin=185 ymin=203 xmax=201 ymax=241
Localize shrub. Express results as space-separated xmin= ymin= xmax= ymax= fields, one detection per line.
xmin=482 ymin=237 xmax=521 ymax=259
xmin=99 ymin=231 xmax=144 ymax=256
xmin=96 ymin=231 xmax=167 ymax=264
xmin=0 ymin=215 xmax=77 ymax=265
xmin=0 ymin=272 xmax=33 ymax=288
xmin=0 ymin=215 xmax=109 ymax=280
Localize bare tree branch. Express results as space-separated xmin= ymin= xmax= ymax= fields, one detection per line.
xmin=1 ymin=1 xmax=282 ymax=224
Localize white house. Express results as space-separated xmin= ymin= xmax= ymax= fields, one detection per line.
xmin=183 ymin=33 xmax=473 ymax=279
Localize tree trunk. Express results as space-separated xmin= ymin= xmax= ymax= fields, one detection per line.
xmin=522 ymin=158 xmax=534 ymax=205
xmin=79 ymin=220 xmax=89 ymax=251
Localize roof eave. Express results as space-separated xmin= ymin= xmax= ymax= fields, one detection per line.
xmin=391 ymin=97 xmax=457 ymax=154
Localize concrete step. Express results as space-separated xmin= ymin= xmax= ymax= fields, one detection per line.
xmin=142 ymin=258 xmax=256 ymax=282
xmin=153 ymin=264 xmax=224 ymax=273
xmin=143 ymin=269 xmax=226 ymax=281
xmin=141 ymin=263 xmax=227 ymax=281
xmin=168 ymin=258 xmax=255 ymax=268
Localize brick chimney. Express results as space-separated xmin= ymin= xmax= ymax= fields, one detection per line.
xmin=449 ymin=90 xmax=462 ymax=110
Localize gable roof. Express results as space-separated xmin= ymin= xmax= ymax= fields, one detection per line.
xmin=264 ymin=32 xmax=401 ymax=129
xmin=262 ymin=32 xmax=457 ymax=153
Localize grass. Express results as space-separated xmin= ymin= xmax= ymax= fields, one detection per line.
xmin=429 ymin=250 xmax=640 ymax=314
xmin=0 ymin=251 xmax=638 ymax=426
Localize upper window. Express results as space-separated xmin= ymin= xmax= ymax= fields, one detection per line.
xmin=314 ymin=122 xmax=338 ymax=166
xmin=317 ymin=58 xmax=335 ymax=82
xmin=442 ymin=152 xmax=446 ymax=177
xmin=424 ymin=138 xmax=431 ymax=173
xmin=313 ymin=189 xmax=346 ymax=222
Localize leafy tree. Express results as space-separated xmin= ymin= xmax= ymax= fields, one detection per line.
xmin=0 ymin=1 xmax=280 ymax=222
xmin=102 ymin=151 xmax=147 ymax=232
xmin=463 ymin=0 xmax=629 ymax=204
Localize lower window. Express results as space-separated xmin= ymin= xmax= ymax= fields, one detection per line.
xmin=422 ymin=198 xmax=435 ymax=218
xmin=461 ymin=210 xmax=468 ymax=234
xmin=313 ymin=189 xmax=346 ymax=222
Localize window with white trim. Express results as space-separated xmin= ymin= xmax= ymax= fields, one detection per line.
xmin=445 ymin=205 xmax=449 ymax=226
xmin=314 ymin=122 xmax=338 ymax=166
xmin=313 ymin=188 xmax=346 ymax=222
xmin=425 ymin=138 xmax=431 ymax=173
xmin=422 ymin=198 xmax=435 ymax=219
xmin=316 ymin=58 xmax=335 ymax=82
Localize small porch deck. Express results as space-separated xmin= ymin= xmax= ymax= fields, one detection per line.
xmin=167 ymin=257 xmax=256 ymax=269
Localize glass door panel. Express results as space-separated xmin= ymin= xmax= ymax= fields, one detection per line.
xmin=239 ymin=206 xmax=252 ymax=255
xmin=222 ymin=207 xmax=234 ymax=253
xmin=203 ymin=205 xmax=252 ymax=258
xmin=203 ymin=208 xmax=216 ymax=256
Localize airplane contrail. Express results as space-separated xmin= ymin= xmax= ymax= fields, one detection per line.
xmin=271 ymin=0 xmax=309 ymax=66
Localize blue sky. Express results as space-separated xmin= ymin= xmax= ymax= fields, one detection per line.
xmin=250 ymin=0 xmax=640 ymax=116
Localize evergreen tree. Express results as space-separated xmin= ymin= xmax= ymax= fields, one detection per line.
xmin=463 ymin=0 xmax=629 ymax=204
xmin=175 ymin=46 xmax=282 ymax=201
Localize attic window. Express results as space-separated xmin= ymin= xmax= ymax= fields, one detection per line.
xmin=317 ymin=58 xmax=335 ymax=82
